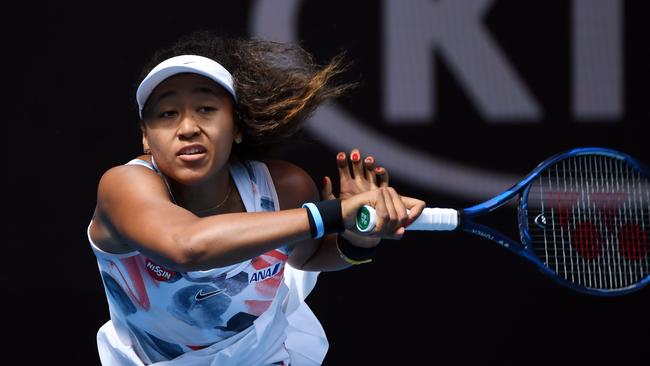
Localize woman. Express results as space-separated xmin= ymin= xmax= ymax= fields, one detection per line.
xmin=88 ymin=31 xmax=425 ymax=365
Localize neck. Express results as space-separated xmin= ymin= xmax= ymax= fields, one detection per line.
xmin=168 ymin=163 xmax=234 ymax=214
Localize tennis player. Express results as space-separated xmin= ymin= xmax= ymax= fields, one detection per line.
xmin=88 ymin=31 xmax=425 ymax=366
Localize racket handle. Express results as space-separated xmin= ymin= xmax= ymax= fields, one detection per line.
xmin=356 ymin=206 xmax=459 ymax=232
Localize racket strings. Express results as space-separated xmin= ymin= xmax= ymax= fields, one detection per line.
xmin=527 ymin=154 xmax=650 ymax=290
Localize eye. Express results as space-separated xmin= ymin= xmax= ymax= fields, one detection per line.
xmin=159 ymin=110 xmax=177 ymax=118
xmin=198 ymin=106 xmax=217 ymax=113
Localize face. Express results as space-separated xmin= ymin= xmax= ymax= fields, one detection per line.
xmin=141 ymin=73 xmax=238 ymax=185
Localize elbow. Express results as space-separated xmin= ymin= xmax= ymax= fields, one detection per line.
xmin=287 ymin=258 xmax=306 ymax=271
xmin=170 ymin=233 xmax=207 ymax=272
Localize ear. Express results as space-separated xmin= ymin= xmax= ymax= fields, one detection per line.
xmin=141 ymin=123 xmax=151 ymax=154
xmin=233 ymin=122 xmax=243 ymax=144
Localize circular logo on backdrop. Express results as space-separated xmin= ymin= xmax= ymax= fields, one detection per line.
xmin=249 ymin=0 xmax=629 ymax=201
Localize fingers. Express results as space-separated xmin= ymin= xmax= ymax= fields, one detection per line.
xmin=336 ymin=152 xmax=352 ymax=182
xmin=350 ymin=149 xmax=366 ymax=181
xmin=364 ymin=156 xmax=377 ymax=187
xmin=390 ymin=188 xmax=409 ymax=228
xmin=371 ymin=187 xmax=388 ymax=233
xmin=353 ymin=149 xmax=381 ymax=188
xmin=346 ymin=148 xmax=384 ymax=185
xmin=321 ymin=176 xmax=335 ymax=200
xmin=380 ymin=187 xmax=398 ymax=232
xmin=376 ymin=166 xmax=389 ymax=187
xmin=339 ymin=188 xmax=385 ymax=229
xmin=386 ymin=187 xmax=409 ymax=239
xmin=336 ymin=149 xmax=382 ymax=197
xmin=373 ymin=187 xmax=408 ymax=240
xmin=401 ymin=196 xmax=426 ymax=225
xmin=338 ymin=149 xmax=379 ymax=181
xmin=340 ymin=187 xmax=421 ymax=239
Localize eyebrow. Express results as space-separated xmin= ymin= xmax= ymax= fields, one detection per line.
xmin=155 ymin=90 xmax=177 ymax=104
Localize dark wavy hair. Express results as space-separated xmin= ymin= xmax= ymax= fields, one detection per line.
xmin=136 ymin=30 xmax=355 ymax=159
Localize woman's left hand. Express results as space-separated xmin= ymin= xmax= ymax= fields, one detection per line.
xmin=321 ymin=149 xmax=389 ymax=247
xmin=322 ymin=148 xmax=389 ymax=200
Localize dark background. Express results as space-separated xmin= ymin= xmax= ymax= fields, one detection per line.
xmin=6 ymin=1 xmax=649 ymax=364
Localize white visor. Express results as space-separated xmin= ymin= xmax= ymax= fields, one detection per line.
xmin=136 ymin=55 xmax=237 ymax=118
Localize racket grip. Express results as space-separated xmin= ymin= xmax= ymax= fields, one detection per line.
xmin=356 ymin=206 xmax=459 ymax=232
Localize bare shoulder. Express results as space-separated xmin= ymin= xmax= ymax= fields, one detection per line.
xmin=98 ymin=165 xmax=160 ymax=202
xmin=91 ymin=161 xmax=170 ymax=253
xmin=263 ymin=160 xmax=319 ymax=210
xmin=98 ymin=157 xmax=147 ymax=187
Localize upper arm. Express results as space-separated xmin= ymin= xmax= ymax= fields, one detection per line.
xmin=265 ymin=160 xmax=321 ymax=268
xmin=94 ymin=165 xmax=200 ymax=268
xmin=265 ymin=160 xmax=320 ymax=210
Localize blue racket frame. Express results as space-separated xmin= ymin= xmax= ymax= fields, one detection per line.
xmin=460 ymin=147 xmax=650 ymax=296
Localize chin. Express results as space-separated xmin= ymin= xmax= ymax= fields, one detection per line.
xmin=172 ymin=167 xmax=213 ymax=186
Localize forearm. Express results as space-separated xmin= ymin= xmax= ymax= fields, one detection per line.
xmin=176 ymin=208 xmax=312 ymax=271
xmin=296 ymin=235 xmax=353 ymax=272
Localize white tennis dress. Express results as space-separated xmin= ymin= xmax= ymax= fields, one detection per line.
xmin=89 ymin=158 xmax=328 ymax=365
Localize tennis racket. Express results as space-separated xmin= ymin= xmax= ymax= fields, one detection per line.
xmin=356 ymin=147 xmax=650 ymax=296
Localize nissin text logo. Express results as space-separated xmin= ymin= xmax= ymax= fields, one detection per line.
xmin=146 ymin=259 xmax=176 ymax=282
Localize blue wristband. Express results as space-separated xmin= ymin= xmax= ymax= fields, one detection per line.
xmin=302 ymin=202 xmax=325 ymax=239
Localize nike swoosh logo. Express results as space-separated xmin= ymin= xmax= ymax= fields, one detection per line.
xmin=194 ymin=289 xmax=224 ymax=301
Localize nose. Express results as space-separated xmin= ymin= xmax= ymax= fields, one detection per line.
xmin=177 ymin=112 xmax=201 ymax=139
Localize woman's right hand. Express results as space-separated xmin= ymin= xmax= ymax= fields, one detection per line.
xmin=340 ymin=187 xmax=425 ymax=240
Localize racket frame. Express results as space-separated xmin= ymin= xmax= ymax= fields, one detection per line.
xmin=460 ymin=147 xmax=650 ymax=296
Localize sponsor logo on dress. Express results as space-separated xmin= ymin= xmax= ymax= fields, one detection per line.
xmin=249 ymin=263 xmax=282 ymax=284
xmin=194 ymin=288 xmax=225 ymax=301
xmin=145 ymin=259 xmax=176 ymax=282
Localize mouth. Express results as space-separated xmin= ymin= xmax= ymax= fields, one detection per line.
xmin=177 ymin=144 xmax=207 ymax=162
